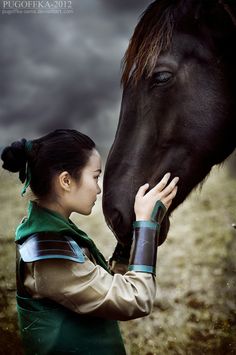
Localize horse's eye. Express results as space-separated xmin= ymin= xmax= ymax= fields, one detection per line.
xmin=152 ymin=71 xmax=173 ymax=86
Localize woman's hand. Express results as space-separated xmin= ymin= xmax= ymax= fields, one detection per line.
xmin=134 ymin=173 xmax=179 ymax=221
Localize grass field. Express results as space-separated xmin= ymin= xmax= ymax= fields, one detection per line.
xmin=0 ymin=162 xmax=235 ymax=355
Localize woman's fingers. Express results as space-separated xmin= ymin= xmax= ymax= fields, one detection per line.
xmin=162 ymin=186 xmax=178 ymax=208
xmin=156 ymin=172 xmax=171 ymax=190
xmin=161 ymin=176 xmax=179 ymax=197
xmin=148 ymin=173 xmax=171 ymax=194
xmin=149 ymin=174 xmax=179 ymax=197
xmin=134 ymin=173 xmax=179 ymax=220
xmin=135 ymin=183 xmax=149 ymax=198
xmin=163 ymin=185 xmax=178 ymax=202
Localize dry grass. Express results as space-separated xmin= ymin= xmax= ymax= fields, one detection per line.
xmin=0 ymin=164 xmax=235 ymax=355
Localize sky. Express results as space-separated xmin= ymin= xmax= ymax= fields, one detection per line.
xmin=0 ymin=0 xmax=153 ymax=153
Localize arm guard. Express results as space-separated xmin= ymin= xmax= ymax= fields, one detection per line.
xmin=128 ymin=200 xmax=166 ymax=276
xmin=17 ymin=232 xmax=85 ymax=263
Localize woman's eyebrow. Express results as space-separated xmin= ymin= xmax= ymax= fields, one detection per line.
xmin=93 ymin=169 xmax=102 ymax=173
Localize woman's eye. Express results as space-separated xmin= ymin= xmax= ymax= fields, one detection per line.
xmin=152 ymin=71 xmax=173 ymax=86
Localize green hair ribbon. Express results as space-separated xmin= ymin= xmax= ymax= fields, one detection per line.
xmin=21 ymin=140 xmax=33 ymax=197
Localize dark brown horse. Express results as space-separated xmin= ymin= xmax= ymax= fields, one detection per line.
xmin=103 ymin=0 xmax=236 ymax=254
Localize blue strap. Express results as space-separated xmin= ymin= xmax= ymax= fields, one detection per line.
xmin=128 ymin=264 xmax=156 ymax=275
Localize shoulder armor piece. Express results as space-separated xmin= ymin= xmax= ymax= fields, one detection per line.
xmin=17 ymin=232 xmax=85 ymax=263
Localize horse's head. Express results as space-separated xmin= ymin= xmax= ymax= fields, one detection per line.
xmin=103 ymin=0 xmax=236 ymax=246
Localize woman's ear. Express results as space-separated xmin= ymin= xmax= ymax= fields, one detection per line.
xmin=58 ymin=171 xmax=72 ymax=192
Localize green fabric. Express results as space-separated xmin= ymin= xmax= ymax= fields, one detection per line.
xmin=16 ymin=294 xmax=126 ymax=355
xmin=15 ymin=200 xmax=109 ymax=272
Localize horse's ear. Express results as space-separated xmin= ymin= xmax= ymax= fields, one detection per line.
xmin=203 ymin=1 xmax=236 ymax=27
xmin=220 ymin=1 xmax=236 ymax=26
xmin=181 ymin=1 xmax=236 ymax=27
xmin=178 ymin=0 xmax=204 ymax=17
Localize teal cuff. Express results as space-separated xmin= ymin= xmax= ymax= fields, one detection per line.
xmin=128 ymin=264 xmax=156 ymax=275
xmin=150 ymin=200 xmax=166 ymax=222
xmin=133 ymin=220 xmax=159 ymax=230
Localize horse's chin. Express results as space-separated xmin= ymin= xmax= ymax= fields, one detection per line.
xmin=158 ymin=215 xmax=170 ymax=246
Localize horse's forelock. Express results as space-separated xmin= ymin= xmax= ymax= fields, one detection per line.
xmin=121 ymin=0 xmax=176 ymax=87
xmin=121 ymin=0 xmax=236 ymax=88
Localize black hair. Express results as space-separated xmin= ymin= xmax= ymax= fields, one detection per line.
xmin=1 ymin=129 xmax=96 ymax=198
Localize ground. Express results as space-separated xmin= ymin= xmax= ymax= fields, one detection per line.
xmin=0 ymin=163 xmax=235 ymax=355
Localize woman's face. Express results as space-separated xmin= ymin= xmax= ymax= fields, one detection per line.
xmin=70 ymin=149 xmax=102 ymax=215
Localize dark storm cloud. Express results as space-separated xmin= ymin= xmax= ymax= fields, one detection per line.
xmin=0 ymin=0 xmax=152 ymax=150
xmin=101 ymin=0 xmax=151 ymax=13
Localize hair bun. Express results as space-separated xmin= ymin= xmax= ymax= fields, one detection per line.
xmin=1 ymin=139 xmax=28 ymax=179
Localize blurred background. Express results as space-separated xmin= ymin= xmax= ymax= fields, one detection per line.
xmin=0 ymin=0 xmax=153 ymax=154
xmin=0 ymin=1 xmax=236 ymax=354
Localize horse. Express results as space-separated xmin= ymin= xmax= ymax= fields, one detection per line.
xmin=102 ymin=0 xmax=236 ymax=255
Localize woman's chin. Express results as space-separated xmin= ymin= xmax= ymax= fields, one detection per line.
xmin=83 ymin=209 xmax=92 ymax=215
xmin=75 ymin=202 xmax=96 ymax=215
xmin=74 ymin=207 xmax=92 ymax=216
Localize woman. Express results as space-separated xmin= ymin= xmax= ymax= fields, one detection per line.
xmin=1 ymin=129 xmax=179 ymax=355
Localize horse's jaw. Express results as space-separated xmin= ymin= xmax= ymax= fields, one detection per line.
xmin=103 ymin=193 xmax=170 ymax=245
xmin=105 ymin=214 xmax=170 ymax=246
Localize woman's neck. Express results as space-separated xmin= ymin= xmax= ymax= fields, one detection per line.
xmin=36 ymin=199 xmax=71 ymax=219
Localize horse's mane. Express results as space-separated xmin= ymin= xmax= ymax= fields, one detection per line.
xmin=121 ymin=0 xmax=236 ymax=87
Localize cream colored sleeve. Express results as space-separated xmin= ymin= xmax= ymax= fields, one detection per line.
xmin=25 ymin=255 xmax=156 ymax=321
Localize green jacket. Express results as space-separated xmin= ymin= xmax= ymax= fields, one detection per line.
xmin=15 ymin=201 xmax=126 ymax=355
